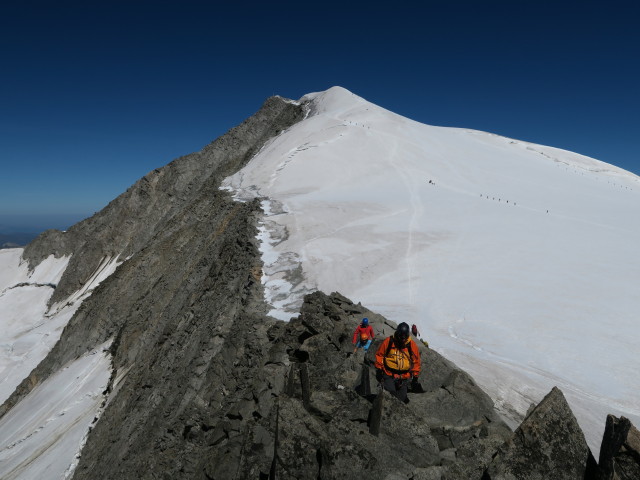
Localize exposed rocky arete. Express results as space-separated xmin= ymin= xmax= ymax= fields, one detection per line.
xmin=2 ymin=94 xmax=639 ymax=479
xmin=1 ymin=95 xmax=305 ymax=418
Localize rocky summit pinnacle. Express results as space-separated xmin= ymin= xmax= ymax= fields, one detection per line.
xmin=1 ymin=92 xmax=639 ymax=479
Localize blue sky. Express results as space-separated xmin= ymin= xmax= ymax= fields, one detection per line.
xmin=1 ymin=1 xmax=638 ymax=231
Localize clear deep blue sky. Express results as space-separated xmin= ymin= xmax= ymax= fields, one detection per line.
xmin=1 ymin=1 xmax=638 ymax=232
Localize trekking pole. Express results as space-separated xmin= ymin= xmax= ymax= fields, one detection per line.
xmin=299 ymin=363 xmax=311 ymax=411
xmin=269 ymin=401 xmax=279 ymax=480
xmin=369 ymin=376 xmax=384 ymax=436
xmin=359 ymin=363 xmax=371 ymax=397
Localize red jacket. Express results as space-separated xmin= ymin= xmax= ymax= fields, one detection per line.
xmin=375 ymin=336 xmax=421 ymax=378
xmin=352 ymin=325 xmax=375 ymax=344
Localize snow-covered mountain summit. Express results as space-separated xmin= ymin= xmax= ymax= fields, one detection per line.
xmin=1 ymin=86 xmax=638 ymax=477
xmin=223 ymin=86 xmax=640 ymax=452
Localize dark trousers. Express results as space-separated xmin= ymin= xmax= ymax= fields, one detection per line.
xmin=382 ymin=375 xmax=409 ymax=402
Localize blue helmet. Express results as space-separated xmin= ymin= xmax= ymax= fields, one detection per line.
xmin=362 ymin=317 xmax=369 ymax=326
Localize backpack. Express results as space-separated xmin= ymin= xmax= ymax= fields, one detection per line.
xmin=383 ymin=336 xmax=415 ymax=374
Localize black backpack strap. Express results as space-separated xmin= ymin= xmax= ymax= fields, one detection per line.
xmin=386 ymin=335 xmax=413 ymax=359
xmin=385 ymin=336 xmax=395 ymax=357
xmin=406 ymin=339 xmax=415 ymax=361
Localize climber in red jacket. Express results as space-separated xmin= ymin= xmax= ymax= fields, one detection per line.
xmin=352 ymin=317 xmax=375 ymax=353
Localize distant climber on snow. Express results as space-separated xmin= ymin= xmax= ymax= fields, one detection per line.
xmin=352 ymin=317 xmax=375 ymax=354
xmin=412 ymin=323 xmax=429 ymax=348
xmin=375 ymin=322 xmax=421 ymax=402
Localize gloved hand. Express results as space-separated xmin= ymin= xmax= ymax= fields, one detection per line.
xmin=410 ymin=374 xmax=423 ymax=393
xmin=375 ymin=369 xmax=384 ymax=382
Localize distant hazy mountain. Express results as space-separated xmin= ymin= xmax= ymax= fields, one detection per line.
xmin=0 ymin=232 xmax=38 ymax=248
xmin=0 ymin=213 xmax=89 ymax=240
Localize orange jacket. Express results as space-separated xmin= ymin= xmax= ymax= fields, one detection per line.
xmin=375 ymin=336 xmax=421 ymax=378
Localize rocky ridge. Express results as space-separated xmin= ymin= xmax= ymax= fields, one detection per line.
xmin=1 ymin=93 xmax=639 ymax=479
xmin=1 ymin=95 xmax=305 ymax=418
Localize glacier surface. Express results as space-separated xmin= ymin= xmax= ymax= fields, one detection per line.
xmin=223 ymin=86 xmax=640 ymax=453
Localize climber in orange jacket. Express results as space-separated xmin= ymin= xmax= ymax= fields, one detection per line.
xmin=375 ymin=322 xmax=421 ymax=402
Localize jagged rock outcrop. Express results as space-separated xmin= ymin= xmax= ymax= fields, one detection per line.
xmin=201 ymin=291 xmax=513 ymax=480
xmin=597 ymin=415 xmax=640 ymax=480
xmin=483 ymin=386 xmax=597 ymax=480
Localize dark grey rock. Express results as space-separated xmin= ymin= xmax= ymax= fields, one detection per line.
xmin=483 ymin=386 xmax=595 ymax=480
xmin=597 ymin=415 xmax=640 ymax=480
xmin=221 ymin=291 xmax=512 ymax=480
xmin=411 ymin=466 xmax=447 ymax=480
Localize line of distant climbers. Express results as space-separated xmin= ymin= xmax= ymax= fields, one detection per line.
xmin=426 ymin=177 xmax=554 ymax=214
xmin=479 ymin=194 xmax=517 ymax=206
xmin=479 ymin=193 xmax=552 ymax=213
xmin=556 ymin=163 xmax=635 ymax=191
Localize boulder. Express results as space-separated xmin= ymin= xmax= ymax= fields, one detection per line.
xmin=483 ymin=386 xmax=596 ymax=480
xmin=597 ymin=415 xmax=640 ymax=480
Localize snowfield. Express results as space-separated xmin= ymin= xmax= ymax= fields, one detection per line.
xmin=0 ymin=249 xmax=71 ymax=406
xmin=223 ymin=86 xmax=640 ymax=454
xmin=0 ymin=342 xmax=111 ymax=480
xmin=0 ymin=249 xmax=118 ymax=478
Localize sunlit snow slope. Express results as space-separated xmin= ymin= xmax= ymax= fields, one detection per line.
xmin=0 ymin=249 xmax=71 ymax=406
xmin=0 ymin=249 xmax=119 ymax=478
xmin=0 ymin=343 xmax=111 ymax=480
xmin=223 ymin=86 xmax=640 ymax=454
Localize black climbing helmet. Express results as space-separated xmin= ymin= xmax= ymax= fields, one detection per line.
xmin=395 ymin=322 xmax=410 ymax=343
